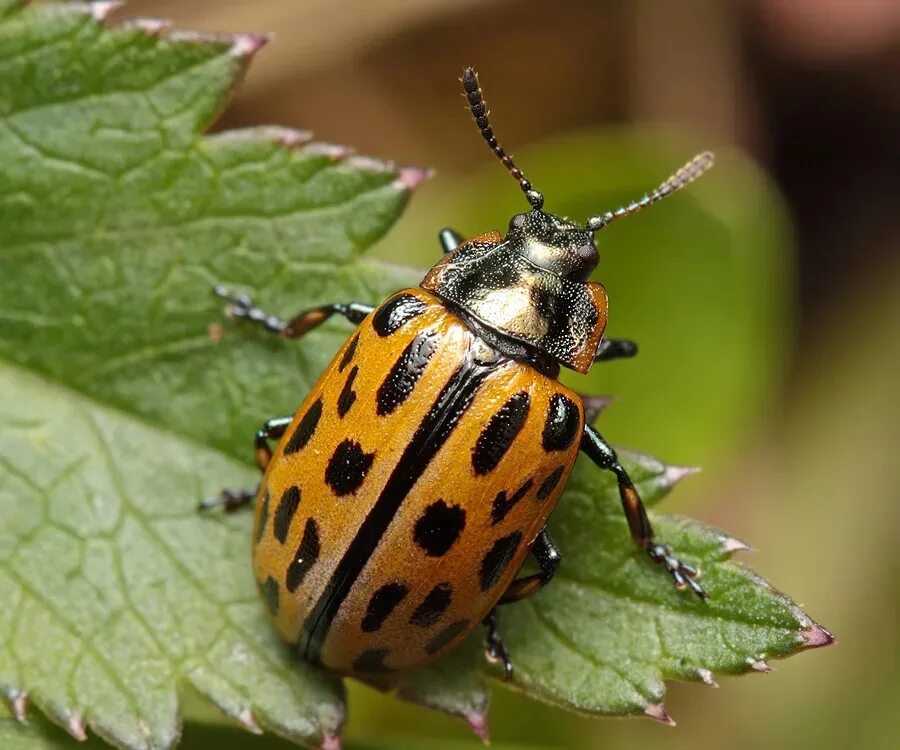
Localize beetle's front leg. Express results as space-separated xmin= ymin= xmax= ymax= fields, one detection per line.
xmin=198 ymin=415 xmax=293 ymax=513
xmin=594 ymin=338 xmax=638 ymax=362
xmin=581 ymin=424 xmax=705 ymax=598
xmin=213 ymin=286 xmax=374 ymax=340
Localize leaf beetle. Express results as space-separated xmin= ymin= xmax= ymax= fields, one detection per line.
xmin=205 ymin=68 xmax=713 ymax=679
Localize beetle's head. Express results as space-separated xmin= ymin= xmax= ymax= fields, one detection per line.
xmin=505 ymin=208 xmax=598 ymax=282
xmin=424 ymin=68 xmax=713 ymax=373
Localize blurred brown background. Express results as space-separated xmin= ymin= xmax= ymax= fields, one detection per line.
xmin=117 ymin=1 xmax=899 ymax=749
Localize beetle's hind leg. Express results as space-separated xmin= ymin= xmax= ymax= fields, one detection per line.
xmin=199 ymin=415 xmax=293 ymax=513
xmin=499 ymin=528 xmax=560 ymax=604
xmin=483 ymin=608 xmax=514 ymax=681
xmin=581 ymin=424 xmax=706 ymax=599
xmin=213 ymin=285 xmax=374 ymax=340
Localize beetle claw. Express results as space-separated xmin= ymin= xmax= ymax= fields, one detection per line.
xmin=648 ymin=543 xmax=706 ymax=599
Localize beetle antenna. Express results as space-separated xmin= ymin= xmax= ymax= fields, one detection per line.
xmin=462 ymin=67 xmax=544 ymax=210
xmin=586 ymin=151 xmax=715 ymax=232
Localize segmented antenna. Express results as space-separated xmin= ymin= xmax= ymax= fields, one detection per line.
xmin=462 ymin=67 xmax=544 ymax=209
xmin=586 ymin=151 xmax=715 ymax=232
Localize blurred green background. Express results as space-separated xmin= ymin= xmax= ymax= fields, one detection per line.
xmin=102 ymin=1 xmax=898 ymax=748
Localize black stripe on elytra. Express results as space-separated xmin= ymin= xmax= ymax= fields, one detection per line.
xmin=413 ymin=499 xmax=466 ymax=556
xmin=479 ymin=530 xmax=524 ymax=592
xmin=471 ymin=391 xmax=531 ymax=475
xmin=491 ymin=478 xmax=534 ymax=525
xmin=254 ymin=488 xmax=270 ymax=544
xmin=283 ymin=397 xmax=323 ymax=454
xmin=352 ymin=648 xmax=392 ymax=674
xmin=542 ymin=394 xmax=580 ymax=452
xmin=372 ymin=293 xmax=427 ymax=337
xmin=361 ymin=581 xmax=409 ymax=632
xmin=337 ymin=365 xmax=359 ymax=418
xmin=302 ymin=348 xmax=495 ymax=664
xmin=536 ymin=465 xmax=565 ymax=501
xmin=338 ymin=333 xmax=360 ymax=372
xmin=409 ymin=582 xmax=453 ymax=628
xmin=425 ymin=618 xmax=470 ymax=655
xmin=324 ymin=438 xmax=375 ymax=496
xmin=273 ymin=486 xmax=301 ymax=544
xmin=286 ymin=518 xmax=320 ymax=593
xmin=376 ymin=332 xmax=441 ymax=416
xmin=258 ymin=576 xmax=280 ymax=617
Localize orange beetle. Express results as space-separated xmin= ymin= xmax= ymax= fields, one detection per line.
xmin=206 ymin=68 xmax=713 ymax=678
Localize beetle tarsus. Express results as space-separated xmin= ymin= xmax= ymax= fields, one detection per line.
xmin=483 ymin=609 xmax=514 ymax=681
xmin=198 ymin=487 xmax=257 ymax=513
xmin=647 ymin=543 xmax=706 ymax=599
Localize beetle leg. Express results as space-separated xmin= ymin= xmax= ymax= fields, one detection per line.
xmin=499 ymin=528 xmax=560 ymax=604
xmin=581 ymin=424 xmax=706 ymax=599
xmin=483 ymin=608 xmax=514 ymax=681
xmin=197 ymin=487 xmax=257 ymax=513
xmin=212 ymin=286 xmax=374 ymax=339
xmin=438 ymin=227 xmax=464 ymax=253
xmin=594 ymin=338 xmax=638 ymax=362
xmin=254 ymin=415 xmax=293 ymax=471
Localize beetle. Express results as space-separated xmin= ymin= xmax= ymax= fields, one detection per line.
xmin=204 ymin=68 xmax=713 ymax=679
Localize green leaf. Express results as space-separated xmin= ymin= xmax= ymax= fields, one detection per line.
xmin=0 ymin=2 xmax=831 ymax=749
xmin=0 ymin=2 xmax=420 ymax=748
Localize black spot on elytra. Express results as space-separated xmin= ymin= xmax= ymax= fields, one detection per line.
xmin=376 ymin=332 xmax=440 ymax=416
xmin=425 ymin=618 xmax=470 ymax=655
xmin=284 ymin=398 xmax=322 ymax=454
xmin=273 ymin=486 xmax=301 ymax=544
xmin=479 ymin=530 xmax=523 ymax=592
xmin=258 ymin=576 xmax=280 ymax=617
xmin=472 ymin=391 xmax=530 ymax=475
xmin=325 ymin=439 xmax=375 ymax=496
xmin=254 ymin=489 xmax=270 ymax=544
xmin=491 ymin=478 xmax=534 ymax=525
xmin=372 ymin=293 xmax=427 ymax=337
xmin=337 ymin=365 xmax=359 ymax=418
xmin=542 ymin=394 xmax=580 ymax=452
xmin=409 ymin=583 xmax=453 ymax=628
xmin=286 ymin=518 xmax=320 ymax=592
xmin=413 ymin=500 xmax=466 ymax=556
xmin=536 ymin=466 xmax=565 ymax=501
xmin=352 ymin=648 xmax=392 ymax=673
xmin=361 ymin=582 xmax=409 ymax=632
xmin=339 ymin=333 xmax=360 ymax=372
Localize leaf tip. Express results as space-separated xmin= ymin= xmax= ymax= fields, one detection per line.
xmin=394 ymin=166 xmax=433 ymax=192
xmin=720 ymin=534 xmax=753 ymax=555
xmin=799 ymin=623 xmax=836 ymax=649
xmin=697 ymin=668 xmax=719 ymax=688
xmin=230 ymin=33 xmax=271 ymax=59
xmin=124 ymin=18 xmax=174 ymax=36
xmin=237 ymin=709 xmax=263 ymax=735
xmin=320 ymin=733 xmax=343 ymax=750
xmin=643 ymin=702 xmax=676 ymax=726
xmin=664 ymin=464 xmax=702 ymax=485
xmin=64 ymin=711 xmax=88 ymax=741
xmin=465 ymin=710 xmax=491 ymax=744
xmin=749 ymin=659 xmax=773 ymax=673
xmin=90 ymin=1 xmax=125 ymax=21
xmin=581 ymin=394 xmax=615 ymax=422
xmin=3 ymin=688 xmax=28 ymax=723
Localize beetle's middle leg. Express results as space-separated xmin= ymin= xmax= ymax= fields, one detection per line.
xmin=581 ymin=424 xmax=705 ymax=598
xmin=199 ymin=415 xmax=293 ymax=513
xmin=213 ymin=286 xmax=374 ymax=340
xmin=499 ymin=528 xmax=560 ymax=604
xmin=483 ymin=608 xmax=513 ymax=681
xmin=481 ymin=529 xmax=561 ymax=681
